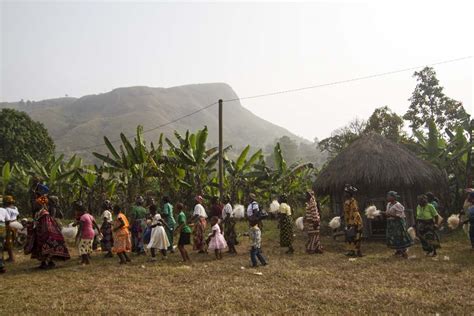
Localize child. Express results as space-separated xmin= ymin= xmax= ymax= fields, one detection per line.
xmin=100 ymin=200 xmax=114 ymax=258
xmin=175 ymin=203 xmax=191 ymax=262
xmin=147 ymin=214 xmax=170 ymax=261
xmin=112 ymin=205 xmax=132 ymax=264
xmin=75 ymin=203 xmax=101 ymax=265
xmin=206 ymin=216 xmax=227 ymax=260
xmin=249 ymin=219 xmax=267 ymax=267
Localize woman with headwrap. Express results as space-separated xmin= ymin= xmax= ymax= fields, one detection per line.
xmin=192 ymin=195 xmax=208 ymax=253
xmin=304 ymin=190 xmax=323 ymax=254
xmin=100 ymin=200 xmax=114 ymax=258
xmin=278 ymin=194 xmax=294 ymax=254
xmin=384 ymin=191 xmax=413 ymax=258
xmin=416 ymin=194 xmax=441 ymax=257
xmin=343 ymin=185 xmax=363 ymax=257
xmin=26 ymin=195 xmax=70 ymax=269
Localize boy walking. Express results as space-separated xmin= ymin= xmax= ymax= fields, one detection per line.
xmin=249 ymin=219 xmax=267 ymax=267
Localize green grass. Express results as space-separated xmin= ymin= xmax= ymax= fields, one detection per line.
xmin=2 ymin=221 xmax=473 ymax=314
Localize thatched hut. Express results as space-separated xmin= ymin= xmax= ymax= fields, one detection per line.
xmin=314 ymin=133 xmax=447 ymax=238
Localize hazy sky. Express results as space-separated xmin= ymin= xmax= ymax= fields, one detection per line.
xmin=1 ymin=0 xmax=473 ymax=140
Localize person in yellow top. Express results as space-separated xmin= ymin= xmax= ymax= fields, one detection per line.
xmin=415 ymin=194 xmax=441 ymax=257
xmin=343 ymin=185 xmax=363 ymax=257
xmin=112 ymin=204 xmax=132 ymax=264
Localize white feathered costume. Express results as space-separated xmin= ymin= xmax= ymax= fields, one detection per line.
xmin=147 ymin=214 xmax=170 ymax=250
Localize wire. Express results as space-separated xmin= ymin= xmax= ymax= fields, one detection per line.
xmin=61 ymin=55 xmax=471 ymax=154
xmin=223 ymin=56 xmax=472 ymax=103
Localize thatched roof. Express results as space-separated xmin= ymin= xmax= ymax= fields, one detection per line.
xmin=314 ymin=133 xmax=446 ymax=195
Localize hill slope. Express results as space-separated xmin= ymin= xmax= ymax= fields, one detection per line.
xmin=1 ymin=83 xmax=306 ymax=159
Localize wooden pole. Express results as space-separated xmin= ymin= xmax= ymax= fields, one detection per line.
xmin=218 ymin=99 xmax=224 ymax=200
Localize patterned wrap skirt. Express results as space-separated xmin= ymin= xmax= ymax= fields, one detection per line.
xmin=279 ymin=214 xmax=293 ymax=248
xmin=386 ymin=218 xmax=413 ymax=250
xmin=113 ymin=229 xmax=131 ymax=253
xmin=193 ymin=218 xmax=207 ymax=251
xmin=100 ymin=222 xmax=113 ymax=252
xmin=417 ymin=219 xmax=440 ymax=253
xmin=27 ymin=212 xmax=70 ymax=261
xmin=78 ymin=239 xmax=93 ymax=255
xmin=223 ymin=217 xmax=238 ymax=246
xmin=4 ymin=225 xmax=17 ymax=251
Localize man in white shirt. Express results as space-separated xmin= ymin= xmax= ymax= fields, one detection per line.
xmin=247 ymin=193 xmax=259 ymax=219
xmin=0 ymin=206 xmax=11 ymax=273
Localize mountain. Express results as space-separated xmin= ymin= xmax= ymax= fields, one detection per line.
xmin=1 ymin=83 xmax=308 ymax=160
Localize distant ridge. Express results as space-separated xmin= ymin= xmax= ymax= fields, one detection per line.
xmin=1 ymin=83 xmax=306 ymax=160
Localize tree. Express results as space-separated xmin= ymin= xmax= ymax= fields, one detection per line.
xmin=0 ymin=108 xmax=55 ymax=167
xmin=365 ymin=106 xmax=406 ymax=142
xmin=266 ymin=136 xmax=299 ymax=167
xmin=318 ymin=118 xmax=366 ymax=155
xmin=404 ymin=67 xmax=469 ymax=133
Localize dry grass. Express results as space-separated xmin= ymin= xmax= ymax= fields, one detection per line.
xmin=2 ymin=221 xmax=473 ymax=315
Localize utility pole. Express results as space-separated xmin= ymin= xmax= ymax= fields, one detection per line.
xmin=218 ymin=99 xmax=224 ymax=200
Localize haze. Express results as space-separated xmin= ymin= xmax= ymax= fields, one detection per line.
xmin=1 ymin=0 xmax=472 ymax=140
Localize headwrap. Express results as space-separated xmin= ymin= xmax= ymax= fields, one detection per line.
xmin=102 ymin=210 xmax=113 ymax=223
xmin=34 ymin=183 xmax=49 ymax=196
xmin=344 ymin=184 xmax=358 ymax=194
xmin=249 ymin=193 xmax=257 ymax=201
xmin=387 ymin=191 xmax=399 ymax=199
xmin=195 ymin=195 xmax=204 ymax=203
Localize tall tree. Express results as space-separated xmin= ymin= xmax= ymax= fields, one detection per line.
xmin=404 ymin=67 xmax=469 ymax=133
xmin=365 ymin=106 xmax=405 ymax=142
xmin=0 ymin=108 xmax=55 ymax=167
xmin=318 ymin=118 xmax=366 ymax=156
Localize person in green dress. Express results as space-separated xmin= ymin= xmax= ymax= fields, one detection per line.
xmin=416 ymin=194 xmax=441 ymax=257
xmin=175 ymin=203 xmax=191 ymax=262
xmin=161 ymin=196 xmax=176 ymax=253
xmin=130 ymin=196 xmax=147 ymax=254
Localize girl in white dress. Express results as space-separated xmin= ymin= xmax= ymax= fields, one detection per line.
xmin=207 ymin=216 xmax=227 ymax=259
xmin=147 ymin=214 xmax=170 ymax=261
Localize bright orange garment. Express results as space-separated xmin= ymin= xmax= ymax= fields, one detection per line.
xmin=112 ymin=212 xmax=131 ymax=253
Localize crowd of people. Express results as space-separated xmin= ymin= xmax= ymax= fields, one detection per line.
xmin=1 ymin=182 xmax=473 ymax=274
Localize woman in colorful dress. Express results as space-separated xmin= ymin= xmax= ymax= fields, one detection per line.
xmin=384 ymin=191 xmax=413 ymax=258
xmin=192 ymin=195 xmax=208 ymax=253
xmin=112 ymin=204 xmax=132 ymax=264
xmin=304 ymin=190 xmax=323 ymax=254
xmin=3 ymin=195 xmax=19 ymax=262
xmin=416 ymin=194 xmax=441 ymax=257
xmin=100 ymin=200 xmax=114 ymax=258
xmin=343 ymin=185 xmax=363 ymax=257
xmin=27 ymin=196 xmax=70 ymax=269
xmin=74 ymin=203 xmax=101 ymax=265
xmin=278 ymin=195 xmax=294 ymax=254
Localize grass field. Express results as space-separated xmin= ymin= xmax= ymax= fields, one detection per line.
xmin=2 ymin=221 xmax=473 ymax=314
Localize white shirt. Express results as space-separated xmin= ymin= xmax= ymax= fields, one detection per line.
xmin=193 ymin=203 xmax=208 ymax=218
xmin=0 ymin=207 xmax=11 ymax=222
xmin=223 ymin=203 xmax=233 ymax=219
xmin=247 ymin=201 xmax=259 ymax=217
xmin=6 ymin=206 xmax=19 ymax=221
